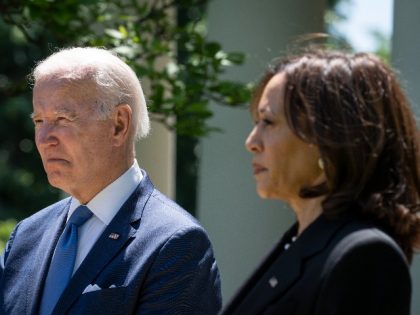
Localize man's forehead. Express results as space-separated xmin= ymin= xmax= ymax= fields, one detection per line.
xmin=33 ymin=79 xmax=97 ymax=114
xmin=34 ymin=77 xmax=97 ymax=98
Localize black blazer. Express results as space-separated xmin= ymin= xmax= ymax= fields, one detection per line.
xmin=222 ymin=214 xmax=411 ymax=315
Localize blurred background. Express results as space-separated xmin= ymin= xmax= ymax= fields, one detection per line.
xmin=0 ymin=0 xmax=419 ymax=313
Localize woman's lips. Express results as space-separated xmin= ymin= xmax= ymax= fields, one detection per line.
xmin=252 ymin=163 xmax=267 ymax=175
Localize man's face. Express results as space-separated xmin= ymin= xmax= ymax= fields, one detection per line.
xmin=32 ymin=78 xmax=116 ymax=203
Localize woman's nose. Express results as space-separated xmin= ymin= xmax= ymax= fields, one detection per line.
xmin=245 ymin=127 xmax=262 ymax=153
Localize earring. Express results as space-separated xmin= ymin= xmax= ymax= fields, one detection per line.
xmin=318 ymin=158 xmax=325 ymax=170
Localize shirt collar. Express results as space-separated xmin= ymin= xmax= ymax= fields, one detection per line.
xmin=68 ymin=159 xmax=143 ymax=225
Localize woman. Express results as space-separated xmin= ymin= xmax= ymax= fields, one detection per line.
xmin=223 ymin=49 xmax=420 ymax=315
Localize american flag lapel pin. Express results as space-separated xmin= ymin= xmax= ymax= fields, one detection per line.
xmin=108 ymin=233 xmax=120 ymax=240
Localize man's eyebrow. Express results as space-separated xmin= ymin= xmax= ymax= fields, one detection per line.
xmin=55 ymin=109 xmax=77 ymax=117
xmin=30 ymin=109 xmax=77 ymax=120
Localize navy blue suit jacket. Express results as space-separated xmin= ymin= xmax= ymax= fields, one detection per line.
xmin=0 ymin=172 xmax=222 ymax=314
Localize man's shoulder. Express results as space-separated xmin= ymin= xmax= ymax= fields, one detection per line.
xmin=149 ymin=189 xmax=199 ymax=224
xmin=140 ymin=188 xmax=204 ymax=235
xmin=19 ymin=197 xmax=71 ymax=227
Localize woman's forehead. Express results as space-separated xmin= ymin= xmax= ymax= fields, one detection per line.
xmin=257 ymin=73 xmax=287 ymax=114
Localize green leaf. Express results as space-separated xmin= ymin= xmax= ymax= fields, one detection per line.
xmin=105 ymin=28 xmax=125 ymax=39
xmin=226 ymin=52 xmax=245 ymax=64
xmin=204 ymin=42 xmax=221 ymax=56
xmin=118 ymin=25 xmax=128 ymax=38
xmin=112 ymin=45 xmax=136 ymax=59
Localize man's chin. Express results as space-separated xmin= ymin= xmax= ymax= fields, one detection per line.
xmin=46 ymin=174 xmax=69 ymax=191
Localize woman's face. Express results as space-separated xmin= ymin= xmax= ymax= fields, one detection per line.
xmin=245 ymin=72 xmax=322 ymax=202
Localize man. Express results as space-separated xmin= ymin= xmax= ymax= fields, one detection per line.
xmin=0 ymin=47 xmax=221 ymax=314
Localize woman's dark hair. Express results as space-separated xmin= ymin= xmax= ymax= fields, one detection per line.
xmin=252 ymin=49 xmax=420 ymax=262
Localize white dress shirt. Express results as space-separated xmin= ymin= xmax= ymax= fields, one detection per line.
xmin=67 ymin=159 xmax=143 ymax=274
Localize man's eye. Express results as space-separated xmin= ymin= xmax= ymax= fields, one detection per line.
xmin=33 ymin=119 xmax=43 ymax=126
xmin=57 ymin=117 xmax=70 ymax=123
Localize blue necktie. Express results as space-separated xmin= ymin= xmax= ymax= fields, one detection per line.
xmin=39 ymin=205 xmax=93 ymax=315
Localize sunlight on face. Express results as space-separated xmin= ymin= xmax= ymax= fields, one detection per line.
xmin=245 ymin=73 xmax=322 ymax=202
xmin=32 ymin=78 xmax=115 ymax=202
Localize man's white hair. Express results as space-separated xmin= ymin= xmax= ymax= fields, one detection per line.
xmin=33 ymin=47 xmax=150 ymax=140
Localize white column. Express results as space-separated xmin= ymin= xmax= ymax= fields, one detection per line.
xmin=136 ymin=120 xmax=175 ymax=198
xmin=392 ymin=1 xmax=420 ymax=313
xmin=199 ymin=0 xmax=326 ymax=301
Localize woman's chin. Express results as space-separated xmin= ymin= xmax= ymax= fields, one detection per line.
xmin=256 ymin=186 xmax=274 ymax=199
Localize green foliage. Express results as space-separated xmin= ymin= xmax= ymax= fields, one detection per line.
xmin=325 ymin=0 xmax=352 ymax=49
xmin=0 ymin=0 xmax=250 ymax=219
xmin=1 ymin=0 xmax=250 ymax=136
xmin=324 ymin=0 xmax=391 ymax=61
xmin=327 ymin=0 xmax=345 ymax=10
xmin=0 ymin=220 xmax=17 ymax=252
xmin=0 ymin=18 xmax=61 ymax=220
xmin=370 ymin=30 xmax=391 ymax=63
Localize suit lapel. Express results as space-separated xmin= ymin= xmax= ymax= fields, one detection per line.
xmin=53 ymin=173 xmax=154 ymax=315
xmin=237 ymin=245 xmax=302 ymax=314
xmin=26 ymin=199 xmax=70 ymax=315
xmin=229 ymin=214 xmax=350 ymax=314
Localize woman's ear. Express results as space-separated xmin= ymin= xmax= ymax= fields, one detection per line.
xmin=112 ymin=104 xmax=132 ymax=146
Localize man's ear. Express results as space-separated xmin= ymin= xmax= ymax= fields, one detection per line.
xmin=112 ymin=104 xmax=132 ymax=146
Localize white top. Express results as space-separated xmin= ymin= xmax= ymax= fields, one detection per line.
xmin=67 ymin=159 xmax=143 ymax=273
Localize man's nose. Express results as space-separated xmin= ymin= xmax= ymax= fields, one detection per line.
xmin=35 ymin=123 xmax=59 ymax=147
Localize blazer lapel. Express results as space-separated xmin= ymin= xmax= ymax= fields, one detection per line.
xmin=26 ymin=200 xmax=70 ymax=315
xmin=229 ymin=214 xmax=351 ymax=314
xmin=239 ymin=246 xmax=303 ymax=314
xmin=53 ymin=173 xmax=154 ymax=315
xmin=230 ymin=232 xmax=302 ymax=315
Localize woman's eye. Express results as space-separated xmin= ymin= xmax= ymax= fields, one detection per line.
xmin=254 ymin=118 xmax=273 ymax=127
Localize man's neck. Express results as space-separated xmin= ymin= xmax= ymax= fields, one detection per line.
xmin=71 ymin=157 xmax=135 ymax=204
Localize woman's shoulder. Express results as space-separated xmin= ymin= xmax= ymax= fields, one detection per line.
xmin=314 ymin=218 xmax=412 ymax=315
xmin=323 ymin=218 xmax=409 ymax=274
xmin=333 ymin=219 xmax=404 ymax=256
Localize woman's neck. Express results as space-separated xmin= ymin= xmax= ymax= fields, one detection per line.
xmin=290 ymin=196 xmax=324 ymax=236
